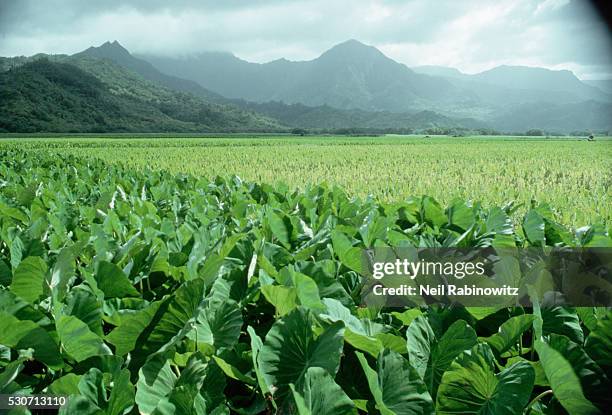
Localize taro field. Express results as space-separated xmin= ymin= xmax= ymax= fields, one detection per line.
xmin=0 ymin=135 xmax=610 ymax=414
xmin=3 ymin=135 xmax=611 ymax=227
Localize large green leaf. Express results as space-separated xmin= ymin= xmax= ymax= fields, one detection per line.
xmin=436 ymin=343 xmax=534 ymax=415
xmin=484 ymin=314 xmax=534 ymax=356
xmin=427 ymin=320 xmax=478 ymax=398
xmin=259 ymin=307 xmax=344 ymax=401
xmin=47 ymin=374 xmax=82 ymax=396
xmin=292 ymin=272 xmax=324 ymax=311
xmin=421 ymin=196 xmax=446 ymax=228
xmin=320 ymin=298 xmax=363 ymax=333
xmin=447 ymin=199 xmax=475 ymax=231
xmin=212 ymin=356 xmax=255 ymax=385
xmin=289 ymin=367 xmax=355 ymax=415
xmin=0 ymin=311 xmax=63 ymax=369
xmin=189 ymin=295 xmax=243 ymax=351
xmin=359 ymin=214 xmax=390 ymax=248
xmin=70 ymin=368 xmax=134 ymax=415
xmin=319 ymin=298 xmax=386 ymax=356
xmin=106 ymin=369 xmax=135 ymax=415
xmin=132 ymin=279 xmax=205 ymax=365
xmin=406 ymin=317 xmax=477 ymax=399
xmin=356 ymin=350 xmax=434 ymax=415
xmin=10 ymin=256 xmax=48 ymax=303
xmin=247 ymin=326 xmax=272 ymax=399
xmin=49 ymin=247 xmax=75 ymax=303
xmin=523 ymin=210 xmax=545 ymax=246
xmin=406 ymin=316 xmax=435 ymax=380
xmin=261 ymin=285 xmax=298 ymax=316
xmin=135 ymin=353 xmax=178 ymax=414
xmin=58 ymin=396 xmax=103 ymax=415
xmin=535 ymin=340 xmax=601 ymax=415
xmin=136 ymin=353 xmax=225 ymax=415
xmin=77 ymin=368 xmax=107 ymax=411
xmin=585 ymin=313 xmax=612 ymax=372
xmin=170 ymin=354 xmax=220 ymax=415
xmin=541 ymin=306 xmax=584 ymax=344
xmin=96 ymin=261 xmax=140 ymax=298
xmin=577 ymin=307 xmax=606 ymax=332
xmin=56 ymin=315 xmax=111 ymax=362
xmin=63 ymin=288 xmax=103 ymax=336
xmin=0 ymin=357 xmax=26 ymax=393
xmin=345 ymin=329 xmax=384 ymax=358
xmin=267 ymin=209 xmax=292 ymax=248
xmin=548 ymin=334 xmax=610 ymax=408
xmin=106 ymin=300 xmax=164 ymax=356
xmin=331 ymin=230 xmax=363 ymax=273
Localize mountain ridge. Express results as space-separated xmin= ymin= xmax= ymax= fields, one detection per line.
xmin=1 ymin=39 xmax=611 ymax=133
xmin=142 ymin=40 xmax=462 ymax=111
xmin=75 ymin=41 xmax=224 ymax=102
xmin=0 ymin=57 xmax=282 ymax=133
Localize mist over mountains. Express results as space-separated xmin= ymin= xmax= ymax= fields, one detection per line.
xmin=1 ymin=39 xmax=611 ymax=133
xmin=74 ymin=41 xmax=224 ymax=103
xmin=142 ymin=39 xmax=611 ymax=131
xmin=143 ymin=40 xmax=460 ymax=112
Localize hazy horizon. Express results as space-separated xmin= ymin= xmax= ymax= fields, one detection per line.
xmin=1 ymin=0 xmax=611 ymax=80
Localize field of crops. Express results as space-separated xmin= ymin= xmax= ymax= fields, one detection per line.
xmin=0 ymin=141 xmax=610 ymax=414
xmin=4 ymin=135 xmax=611 ymax=227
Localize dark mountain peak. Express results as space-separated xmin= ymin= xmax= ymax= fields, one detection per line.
xmin=78 ymin=40 xmax=132 ymax=61
xmin=319 ymin=39 xmax=385 ymax=62
xmin=74 ymin=41 xmax=223 ymax=102
xmin=336 ymin=39 xmax=368 ymax=47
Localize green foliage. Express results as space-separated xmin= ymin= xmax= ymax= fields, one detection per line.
xmin=0 ymin=150 xmax=609 ymax=413
xmin=8 ymin=135 xmax=608 ymax=227
xmin=0 ymin=58 xmax=282 ymax=133
xmin=436 ymin=343 xmax=535 ymax=415
xmin=356 ymin=350 xmax=433 ymax=414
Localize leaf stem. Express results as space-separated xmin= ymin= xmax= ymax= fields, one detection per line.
xmin=525 ymin=390 xmax=553 ymax=414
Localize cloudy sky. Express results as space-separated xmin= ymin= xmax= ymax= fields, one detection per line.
xmin=0 ymin=0 xmax=610 ymax=79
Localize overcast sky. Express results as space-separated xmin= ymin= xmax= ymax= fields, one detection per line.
xmin=0 ymin=0 xmax=610 ymax=79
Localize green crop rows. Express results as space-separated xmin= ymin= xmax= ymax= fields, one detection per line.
xmin=0 ymin=138 xmax=611 ymax=414
xmin=4 ymin=135 xmax=611 ymax=227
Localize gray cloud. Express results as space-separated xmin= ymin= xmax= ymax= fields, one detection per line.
xmin=0 ymin=0 xmax=610 ymax=79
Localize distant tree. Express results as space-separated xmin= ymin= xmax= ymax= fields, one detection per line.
xmin=525 ymin=129 xmax=544 ymax=136
xmin=291 ymin=128 xmax=307 ymax=136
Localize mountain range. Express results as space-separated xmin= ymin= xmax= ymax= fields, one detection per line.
xmin=143 ymin=40 xmax=461 ymax=113
xmin=142 ymin=39 xmax=611 ymax=131
xmin=1 ymin=40 xmax=611 ymax=133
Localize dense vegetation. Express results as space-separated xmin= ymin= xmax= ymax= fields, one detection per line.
xmin=0 ymin=59 xmax=281 ymax=133
xmin=0 ymin=149 xmax=610 ymax=414
xmin=74 ymin=41 xmax=224 ymax=103
xmin=7 ymin=135 xmax=608 ymax=227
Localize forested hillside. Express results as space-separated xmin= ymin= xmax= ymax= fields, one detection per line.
xmin=0 ymin=58 xmax=282 ymax=133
